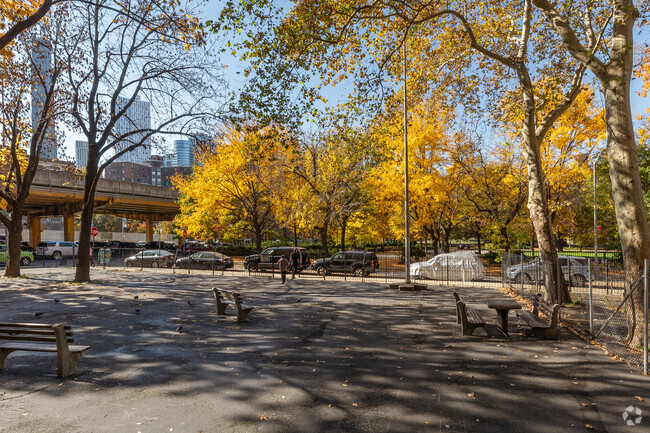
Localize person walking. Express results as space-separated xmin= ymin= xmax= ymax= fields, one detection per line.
xmin=290 ymin=248 xmax=301 ymax=279
xmin=89 ymin=247 xmax=95 ymax=267
xmin=277 ymin=255 xmax=290 ymax=284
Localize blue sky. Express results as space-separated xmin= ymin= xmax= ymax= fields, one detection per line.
xmin=61 ymin=3 xmax=649 ymax=161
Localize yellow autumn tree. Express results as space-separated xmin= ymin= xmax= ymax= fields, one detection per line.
xmin=174 ymin=126 xmax=277 ymax=251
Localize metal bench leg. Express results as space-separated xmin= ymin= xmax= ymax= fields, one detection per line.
xmin=236 ymin=309 xmax=252 ymax=323
xmin=0 ymin=348 xmax=14 ymax=370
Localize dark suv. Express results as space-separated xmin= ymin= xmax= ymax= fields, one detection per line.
xmin=312 ymin=251 xmax=379 ymax=277
xmin=244 ymin=247 xmax=311 ymax=271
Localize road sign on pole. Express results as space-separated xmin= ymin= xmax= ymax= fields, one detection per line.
xmin=91 ymin=227 xmax=99 ymax=237
xmin=182 ymin=229 xmax=188 ymax=238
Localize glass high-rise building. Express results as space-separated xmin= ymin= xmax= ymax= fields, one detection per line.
xmin=75 ymin=140 xmax=88 ymax=168
xmin=31 ymin=38 xmax=57 ymax=160
xmin=114 ymin=96 xmax=152 ymax=162
xmin=172 ymin=139 xmax=194 ymax=167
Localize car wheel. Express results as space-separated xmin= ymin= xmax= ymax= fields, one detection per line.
xmin=571 ymin=274 xmax=586 ymax=287
xmin=353 ymin=267 xmax=365 ymax=277
xmin=125 ymin=262 xmax=133 ymax=267
xmin=316 ymin=266 xmax=327 ymax=276
xmin=247 ymin=262 xmax=258 ymax=271
xmin=20 ymin=257 xmax=31 ymax=266
xmin=514 ymin=273 xmax=530 ymax=283
xmin=52 ymin=251 xmax=62 ymax=260
xmin=151 ymin=261 xmax=159 ymax=268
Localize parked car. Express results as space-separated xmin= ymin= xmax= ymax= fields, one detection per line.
xmin=312 ymin=251 xmax=379 ymax=277
xmin=124 ymin=250 xmax=174 ymax=268
xmin=505 ymin=255 xmax=590 ymax=286
xmin=36 ymin=241 xmax=78 ymax=260
xmin=410 ymin=252 xmax=486 ymax=281
xmin=0 ymin=244 xmax=34 ymax=266
xmin=175 ymin=251 xmax=234 ymax=269
xmin=108 ymin=241 xmax=139 ymax=255
xmin=244 ymin=247 xmax=311 ymax=271
xmin=182 ymin=241 xmax=211 ymax=252
xmin=20 ymin=242 xmax=36 ymax=253
xmin=142 ymin=241 xmax=178 ymax=251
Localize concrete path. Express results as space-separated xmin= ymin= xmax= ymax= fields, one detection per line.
xmin=0 ymin=268 xmax=648 ymax=432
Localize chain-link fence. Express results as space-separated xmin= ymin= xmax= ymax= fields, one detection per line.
xmin=502 ymin=252 xmax=647 ymax=372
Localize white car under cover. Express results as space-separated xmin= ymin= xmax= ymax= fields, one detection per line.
xmin=410 ymin=251 xmax=485 ymax=281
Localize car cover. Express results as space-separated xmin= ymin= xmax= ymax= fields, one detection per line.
xmin=410 ymin=251 xmax=485 ymax=281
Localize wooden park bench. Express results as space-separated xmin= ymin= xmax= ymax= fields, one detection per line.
xmin=516 ymin=294 xmax=561 ymax=339
xmin=0 ymin=323 xmax=90 ymax=377
xmin=212 ymin=288 xmax=254 ymax=322
xmin=456 ymin=300 xmax=487 ymax=336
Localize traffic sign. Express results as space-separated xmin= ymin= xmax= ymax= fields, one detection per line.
xmin=597 ymin=225 xmax=602 ymax=231
xmin=91 ymin=227 xmax=99 ymax=237
xmin=182 ymin=229 xmax=188 ymax=238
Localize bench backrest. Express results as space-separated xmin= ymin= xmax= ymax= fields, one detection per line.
xmin=532 ymin=295 xmax=560 ymax=325
xmin=453 ymin=292 xmax=462 ymax=324
xmin=213 ymin=289 xmax=244 ymax=306
xmin=0 ymin=323 xmax=74 ymax=344
xmin=456 ymin=301 xmax=468 ymax=324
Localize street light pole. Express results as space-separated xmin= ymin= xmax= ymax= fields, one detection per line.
xmin=403 ymin=40 xmax=411 ymax=284
xmin=593 ymin=152 xmax=601 ymax=277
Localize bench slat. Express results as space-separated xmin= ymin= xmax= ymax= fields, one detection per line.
xmin=0 ymin=323 xmax=71 ymax=329
xmin=518 ymin=311 xmax=548 ymax=329
xmin=0 ymin=335 xmax=74 ymax=343
xmin=467 ymin=309 xmax=486 ymax=325
xmin=0 ymin=342 xmax=89 ymax=353
xmin=0 ymin=328 xmax=73 ymax=337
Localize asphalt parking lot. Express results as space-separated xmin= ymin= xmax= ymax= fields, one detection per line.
xmin=0 ymin=267 xmax=648 ymax=432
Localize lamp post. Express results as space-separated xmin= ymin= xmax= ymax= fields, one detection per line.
xmin=593 ymin=149 xmax=604 ymax=277
xmin=403 ymin=40 xmax=411 ymax=284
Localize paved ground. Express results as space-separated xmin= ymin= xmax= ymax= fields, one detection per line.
xmin=0 ymin=268 xmax=648 ymax=433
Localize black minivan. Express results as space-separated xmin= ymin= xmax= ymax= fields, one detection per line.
xmin=244 ymin=247 xmax=311 ymax=271
xmin=312 ymin=251 xmax=379 ymax=277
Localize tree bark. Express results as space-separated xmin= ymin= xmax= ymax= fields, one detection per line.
xmin=605 ymin=80 xmax=650 ymax=346
xmin=320 ymin=225 xmax=329 ymax=257
xmin=340 ymin=216 xmax=348 ymax=251
xmin=75 ymin=149 xmax=100 ymax=282
xmin=517 ymin=54 xmax=571 ymax=303
xmin=5 ymin=208 xmax=24 ymax=278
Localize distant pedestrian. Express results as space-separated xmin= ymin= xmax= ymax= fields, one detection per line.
xmin=277 ymin=255 xmax=290 ymax=284
xmin=290 ymin=248 xmax=301 ymax=279
xmin=89 ymin=247 xmax=95 ymax=267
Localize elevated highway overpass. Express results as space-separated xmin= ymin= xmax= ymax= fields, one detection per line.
xmin=24 ymin=169 xmax=180 ymax=245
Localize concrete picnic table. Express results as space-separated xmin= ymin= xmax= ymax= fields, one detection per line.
xmin=486 ymin=299 xmax=522 ymax=336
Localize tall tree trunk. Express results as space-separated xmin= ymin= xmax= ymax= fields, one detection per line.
xmin=293 ymin=223 xmax=298 ymax=247
xmin=320 ymin=225 xmax=329 ymax=257
xmin=340 ymin=216 xmax=348 ymax=251
xmin=520 ymin=80 xmax=570 ymax=303
xmin=476 ymin=232 xmax=481 ymax=255
xmin=604 ymin=79 xmax=650 ymax=346
xmin=253 ymin=222 xmax=262 ymax=252
xmin=75 ymin=149 xmax=100 ymax=282
xmin=5 ymin=209 xmax=24 ymax=277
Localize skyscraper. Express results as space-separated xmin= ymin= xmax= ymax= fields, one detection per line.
xmin=172 ymin=139 xmax=194 ymax=167
xmin=31 ymin=38 xmax=57 ymax=160
xmin=75 ymin=140 xmax=88 ymax=168
xmin=114 ymin=96 xmax=152 ymax=162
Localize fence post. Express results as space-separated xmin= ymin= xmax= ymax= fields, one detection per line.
xmin=643 ymin=259 xmax=648 ymax=374
xmin=556 ymin=259 xmax=561 ymax=303
xmin=589 ymin=258 xmax=593 ymax=335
